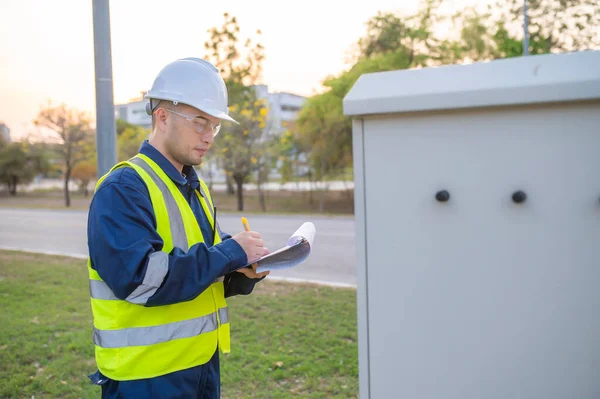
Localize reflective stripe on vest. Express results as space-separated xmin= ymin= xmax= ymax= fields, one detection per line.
xmin=88 ymin=154 xmax=230 ymax=381
xmin=93 ymin=307 xmax=229 ymax=348
xmin=129 ymin=157 xmax=189 ymax=251
xmin=88 ymin=158 xmax=223 ymax=304
xmin=89 ymin=252 xmax=169 ymax=304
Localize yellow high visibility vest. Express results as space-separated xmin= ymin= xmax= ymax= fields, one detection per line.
xmin=87 ymin=153 xmax=231 ymax=381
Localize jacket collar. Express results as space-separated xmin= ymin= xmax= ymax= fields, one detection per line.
xmin=138 ymin=140 xmax=200 ymax=190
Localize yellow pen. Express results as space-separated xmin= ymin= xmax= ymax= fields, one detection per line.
xmin=241 ymin=216 xmax=251 ymax=232
xmin=241 ymin=216 xmax=257 ymax=268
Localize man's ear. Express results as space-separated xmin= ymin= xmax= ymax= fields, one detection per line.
xmin=154 ymin=108 xmax=169 ymax=131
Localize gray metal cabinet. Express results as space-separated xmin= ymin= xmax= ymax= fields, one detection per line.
xmin=344 ymin=50 xmax=600 ymax=399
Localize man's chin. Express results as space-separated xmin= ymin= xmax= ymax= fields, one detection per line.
xmin=185 ymin=153 xmax=204 ymax=166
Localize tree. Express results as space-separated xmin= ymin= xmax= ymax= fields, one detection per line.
xmin=273 ymin=127 xmax=302 ymax=186
xmin=116 ymin=120 xmax=150 ymax=162
xmin=353 ymin=0 xmax=443 ymax=64
xmin=71 ymin=159 xmax=97 ymax=197
xmin=203 ymin=13 xmax=267 ymax=211
xmin=214 ymin=98 xmax=268 ymax=211
xmin=295 ymin=0 xmax=600 ymax=191
xmin=295 ymin=2 xmax=440 ymax=185
xmin=203 ymin=13 xmax=264 ymax=97
xmin=295 ymin=87 xmax=351 ymax=182
xmin=34 ymin=102 xmax=95 ymax=207
xmin=116 ymin=118 xmax=135 ymax=136
xmin=0 ymin=141 xmax=49 ymax=195
xmin=447 ymin=0 xmax=600 ymax=62
xmin=502 ymin=0 xmax=600 ymax=54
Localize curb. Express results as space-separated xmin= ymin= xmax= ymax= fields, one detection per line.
xmin=0 ymin=246 xmax=88 ymax=259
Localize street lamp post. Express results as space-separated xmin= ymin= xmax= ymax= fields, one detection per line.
xmin=523 ymin=0 xmax=529 ymax=55
xmin=92 ymin=0 xmax=117 ymax=177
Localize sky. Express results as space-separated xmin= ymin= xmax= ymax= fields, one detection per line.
xmin=0 ymin=0 xmax=482 ymax=140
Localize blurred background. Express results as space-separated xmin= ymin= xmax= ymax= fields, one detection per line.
xmin=1 ymin=0 xmax=597 ymax=213
xmin=0 ymin=1 xmax=598 ymax=398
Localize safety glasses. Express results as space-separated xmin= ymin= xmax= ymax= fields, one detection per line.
xmin=164 ymin=109 xmax=221 ymax=137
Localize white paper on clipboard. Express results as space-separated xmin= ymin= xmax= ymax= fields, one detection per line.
xmin=240 ymin=222 xmax=316 ymax=273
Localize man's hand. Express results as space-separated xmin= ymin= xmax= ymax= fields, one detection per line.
xmin=236 ymin=262 xmax=270 ymax=279
xmin=232 ymin=231 xmax=269 ymax=264
xmin=232 ymin=231 xmax=270 ymax=279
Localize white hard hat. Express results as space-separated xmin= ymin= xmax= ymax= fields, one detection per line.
xmin=144 ymin=57 xmax=238 ymax=124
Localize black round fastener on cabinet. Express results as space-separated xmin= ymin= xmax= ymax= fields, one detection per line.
xmin=512 ymin=190 xmax=527 ymax=204
xmin=435 ymin=190 xmax=450 ymax=203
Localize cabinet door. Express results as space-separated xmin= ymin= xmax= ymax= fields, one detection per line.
xmin=362 ymin=103 xmax=600 ymax=399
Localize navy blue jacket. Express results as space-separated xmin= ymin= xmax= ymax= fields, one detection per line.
xmin=87 ymin=141 xmax=261 ymax=396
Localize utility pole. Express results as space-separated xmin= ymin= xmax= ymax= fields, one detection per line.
xmin=523 ymin=0 xmax=529 ymax=55
xmin=92 ymin=0 xmax=117 ymax=177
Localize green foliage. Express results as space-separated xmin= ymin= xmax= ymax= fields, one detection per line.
xmin=295 ymin=3 xmax=440 ymax=180
xmin=116 ymin=118 xmax=134 ymax=136
xmin=503 ymin=0 xmax=600 ymax=53
xmin=116 ymin=120 xmax=150 ymax=162
xmin=203 ymin=12 xmax=267 ymax=211
xmin=272 ymin=129 xmax=301 ymax=184
xmin=294 ymin=0 xmax=600 ymax=181
xmin=296 ymin=90 xmax=350 ymax=182
xmin=448 ymin=0 xmax=600 ymax=62
xmin=215 ymin=97 xmax=267 ymax=186
xmin=0 ymin=141 xmax=50 ymax=195
xmin=492 ymin=21 xmax=526 ymax=58
xmin=204 ymin=13 xmax=265 ymax=98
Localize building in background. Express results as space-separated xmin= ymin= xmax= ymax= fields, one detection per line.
xmin=115 ymin=86 xmax=307 ymax=185
xmin=253 ymin=84 xmax=306 ymax=136
xmin=252 ymin=85 xmax=309 ymax=180
xmin=0 ymin=123 xmax=11 ymax=143
xmin=114 ymin=93 xmax=152 ymax=130
xmin=115 ymin=86 xmax=306 ymax=135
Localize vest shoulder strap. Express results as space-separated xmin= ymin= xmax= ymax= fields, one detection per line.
xmin=93 ymin=159 xmax=136 ymax=194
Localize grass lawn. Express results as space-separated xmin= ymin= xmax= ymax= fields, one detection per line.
xmin=0 ymin=250 xmax=358 ymax=398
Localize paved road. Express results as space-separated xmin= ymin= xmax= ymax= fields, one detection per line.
xmin=0 ymin=208 xmax=357 ymax=286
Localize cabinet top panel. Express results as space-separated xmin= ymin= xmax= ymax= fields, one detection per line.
xmin=343 ymin=51 xmax=600 ymax=117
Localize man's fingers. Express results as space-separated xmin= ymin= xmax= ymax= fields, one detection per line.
xmin=250 ymin=269 xmax=269 ymax=279
xmin=236 ymin=265 xmax=269 ymax=279
xmin=235 ymin=267 xmax=251 ymax=277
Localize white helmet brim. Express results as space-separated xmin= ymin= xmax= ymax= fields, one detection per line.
xmin=202 ymin=108 xmax=239 ymax=125
xmin=145 ymin=58 xmax=239 ymax=125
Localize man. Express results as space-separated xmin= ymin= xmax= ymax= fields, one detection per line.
xmin=86 ymin=57 xmax=270 ymax=398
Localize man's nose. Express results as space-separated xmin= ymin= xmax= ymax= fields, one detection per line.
xmin=204 ymin=131 xmax=214 ymax=144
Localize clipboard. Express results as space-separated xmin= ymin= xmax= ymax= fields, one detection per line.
xmin=237 ymin=222 xmax=316 ymax=273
